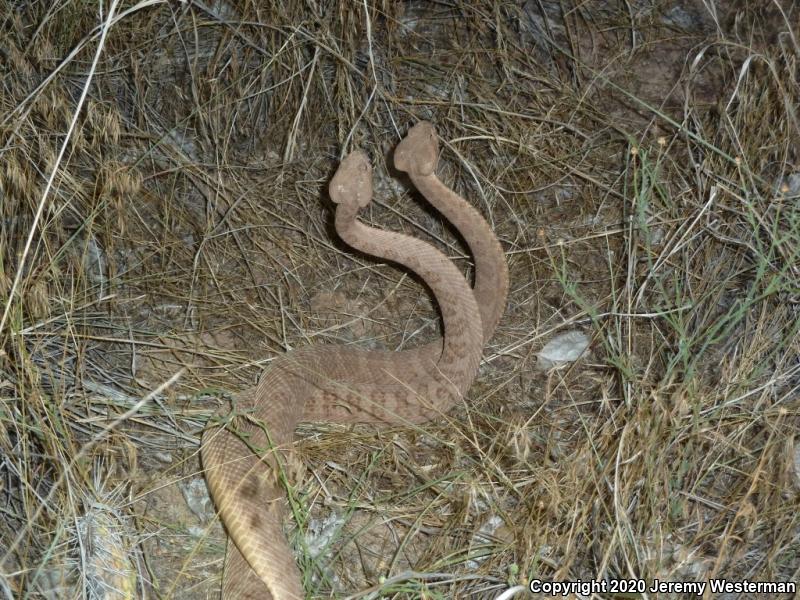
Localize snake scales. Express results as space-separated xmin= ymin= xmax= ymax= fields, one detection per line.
xmin=201 ymin=122 xmax=509 ymax=599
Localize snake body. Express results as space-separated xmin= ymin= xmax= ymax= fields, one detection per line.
xmin=201 ymin=122 xmax=509 ymax=599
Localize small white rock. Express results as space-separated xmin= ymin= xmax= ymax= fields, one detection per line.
xmin=793 ymin=439 xmax=800 ymax=490
xmin=306 ymin=512 xmax=345 ymax=558
xmin=537 ymin=331 xmax=590 ymax=370
xmin=180 ymin=478 xmax=214 ymax=521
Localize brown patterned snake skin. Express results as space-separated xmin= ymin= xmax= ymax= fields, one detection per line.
xmin=201 ymin=122 xmax=509 ymax=599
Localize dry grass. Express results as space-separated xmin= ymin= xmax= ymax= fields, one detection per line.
xmin=0 ymin=1 xmax=798 ymax=598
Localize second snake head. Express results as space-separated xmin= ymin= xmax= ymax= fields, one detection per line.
xmin=394 ymin=121 xmax=439 ymax=177
xmin=330 ymin=150 xmax=373 ymax=209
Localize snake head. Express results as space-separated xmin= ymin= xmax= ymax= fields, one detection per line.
xmin=330 ymin=150 xmax=373 ymax=208
xmin=394 ymin=121 xmax=439 ymax=176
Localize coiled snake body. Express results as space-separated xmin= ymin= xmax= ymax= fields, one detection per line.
xmin=201 ymin=122 xmax=509 ymax=599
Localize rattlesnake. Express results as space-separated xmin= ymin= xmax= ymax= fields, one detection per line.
xmin=201 ymin=122 xmax=509 ymax=599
